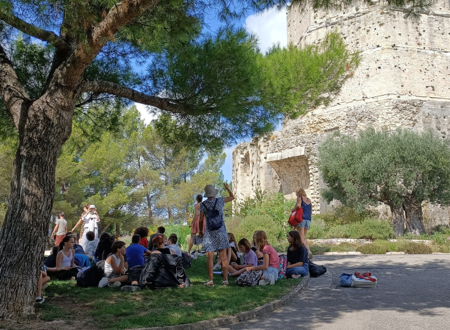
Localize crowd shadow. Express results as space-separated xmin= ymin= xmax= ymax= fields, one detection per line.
xmin=221 ymin=254 xmax=450 ymax=330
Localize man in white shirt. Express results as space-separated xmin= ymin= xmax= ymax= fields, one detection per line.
xmin=51 ymin=212 xmax=67 ymax=246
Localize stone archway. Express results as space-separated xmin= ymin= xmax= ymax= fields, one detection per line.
xmin=266 ymin=147 xmax=310 ymax=199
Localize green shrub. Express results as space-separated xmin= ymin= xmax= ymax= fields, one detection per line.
xmin=326 ymin=219 xmax=393 ymax=240
xmin=357 ymin=243 xmax=389 ymax=254
xmin=231 ymin=214 xmax=284 ymax=245
xmin=236 ymin=192 xmax=295 ymax=235
xmin=307 ymin=219 xmax=326 ymax=239
xmin=397 ymin=241 xmax=432 ymax=254
xmin=317 ymin=205 xmax=379 ymax=229
xmin=163 ymin=224 xmax=192 ymax=250
xmin=330 ymin=242 xmax=357 ymax=252
xmin=309 ymin=244 xmax=331 ymax=255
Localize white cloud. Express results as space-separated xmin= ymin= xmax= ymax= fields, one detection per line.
xmin=135 ymin=103 xmax=159 ymax=125
xmin=245 ymin=6 xmax=287 ymax=54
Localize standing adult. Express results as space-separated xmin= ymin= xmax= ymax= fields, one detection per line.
xmin=70 ymin=204 xmax=89 ymax=236
xmin=292 ymin=188 xmax=313 ymax=259
xmin=198 ymin=183 xmax=234 ymax=287
xmin=51 ymin=212 xmax=67 ymax=246
xmin=79 ymin=205 xmax=100 ymax=250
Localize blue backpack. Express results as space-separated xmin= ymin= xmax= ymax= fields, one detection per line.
xmin=202 ymin=199 xmax=224 ymax=231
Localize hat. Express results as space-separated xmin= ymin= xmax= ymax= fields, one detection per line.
xmin=204 ymin=185 xmax=218 ymax=198
xmin=89 ymin=205 xmax=96 ymax=209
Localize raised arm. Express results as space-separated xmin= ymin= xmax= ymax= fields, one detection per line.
xmin=223 ymin=183 xmax=234 ymax=203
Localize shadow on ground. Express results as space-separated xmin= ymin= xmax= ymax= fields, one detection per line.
xmin=219 ymin=255 xmax=450 ymax=330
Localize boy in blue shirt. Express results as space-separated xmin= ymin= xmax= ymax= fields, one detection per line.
xmin=122 ymin=234 xmax=151 ymax=292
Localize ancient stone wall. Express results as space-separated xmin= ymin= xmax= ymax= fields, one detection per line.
xmin=232 ymin=0 xmax=450 ymax=226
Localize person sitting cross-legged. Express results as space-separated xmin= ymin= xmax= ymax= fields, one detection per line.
xmin=98 ymin=241 xmax=129 ymax=288
xmin=228 ymin=238 xmax=258 ymax=277
xmin=121 ymin=234 xmax=152 ymax=292
xmin=285 ymin=231 xmax=309 ymax=279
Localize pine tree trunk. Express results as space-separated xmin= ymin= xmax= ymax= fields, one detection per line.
xmin=388 ymin=203 xmax=405 ymax=237
xmin=403 ymin=199 xmax=426 ymax=236
xmin=116 ymin=223 xmax=120 ymax=237
xmin=146 ymin=194 xmax=153 ymax=224
xmin=0 ymin=99 xmax=72 ymax=318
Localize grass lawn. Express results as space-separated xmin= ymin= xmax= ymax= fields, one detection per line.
xmin=35 ymin=257 xmax=301 ymax=329
xmin=310 ymin=239 xmax=450 ymax=255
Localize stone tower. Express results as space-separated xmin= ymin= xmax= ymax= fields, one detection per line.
xmin=232 ymin=0 xmax=450 ymax=225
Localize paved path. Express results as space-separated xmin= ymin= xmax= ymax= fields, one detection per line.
xmin=218 ymin=254 xmax=450 ymax=330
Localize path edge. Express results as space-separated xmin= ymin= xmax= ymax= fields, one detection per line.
xmin=132 ymin=274 xmax=310 ymax=330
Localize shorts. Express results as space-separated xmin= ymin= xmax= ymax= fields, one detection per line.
xmin=296 ymin=220 xmax=311 ymax=230
xmin=193 ymin=235 xmax=203 ymax=246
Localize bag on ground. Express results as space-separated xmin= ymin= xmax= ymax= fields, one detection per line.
xmin=76 ymin=265 xmax=104 ymax=288
xmin=351 ymin=272 xmax=377 ymax=288
xmin=236 ymin=270 xmax=263 ymax=287
xmin=278 ymin=255 xmax=288 ymax=279
xmin=181 ymin=252 xmax=191 ymax=268
xmin=340 ymin=273 xmax=353 ymax=287
xmin=309 ymin=261 xmax=327 ymax=277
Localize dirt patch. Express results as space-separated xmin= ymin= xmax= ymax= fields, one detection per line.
xmin=0 ymin=317 xmax=99 ymax=330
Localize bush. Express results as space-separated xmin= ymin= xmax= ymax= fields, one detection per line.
xmin=230 ymin=214 xmax=284 ymax=245
xmin=162 ymin=224 xmax=192 ymax=250
xmin=357 ymin=243 xmax=389 ymax=254
xmin=326 ymin=219 xmax=394 ymax=240
xmin=397 ymin=241 xmax=432 ymax=254
xmin=317 ymin=205 xmax=379 ymax=229
xmin=307 ymin=219 xmax=326 ymax=239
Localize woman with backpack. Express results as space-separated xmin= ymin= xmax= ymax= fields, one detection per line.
xmin=286 ymin=231 xmax=309 ymax=278
xmin=198 ymin=183 xmax=234 ymax=287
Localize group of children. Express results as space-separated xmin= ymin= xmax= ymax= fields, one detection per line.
xmin=38 ymin=186 xmax=313 ymax=302
xmin=210 ymin=230 xmax=309 ymax=285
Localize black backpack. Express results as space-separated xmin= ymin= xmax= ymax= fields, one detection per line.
xmin=181 ymin=252 xmax=191 ymax=268
xmin=76 ymin=265 xmax=104 ymax=288
xmin=202 ymin=199 xmax=223 ymax=231
xmin=309 ymin=261 xmax=327 ymax=278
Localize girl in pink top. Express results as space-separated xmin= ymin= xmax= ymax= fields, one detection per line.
xmin=245 ymin=231 xmax=279 ymax=285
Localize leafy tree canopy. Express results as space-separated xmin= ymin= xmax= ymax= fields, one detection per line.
xmin=318 ymin=128 xmax=450 ymax=235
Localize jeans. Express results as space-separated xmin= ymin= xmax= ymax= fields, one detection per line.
xmin=286 ymin=264 xmax=309 ymax=277
xmin=262 ymin=266 xmax=279 ymax=283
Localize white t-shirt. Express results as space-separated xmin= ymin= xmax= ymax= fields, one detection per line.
xmin=55 ymin=218 xmax=67 ymax=235
xmin=82 ymin=213 xmax=100 ymax=232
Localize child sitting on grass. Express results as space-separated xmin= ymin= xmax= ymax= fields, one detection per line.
xmin=54 ymin=235 xmax=79 ymax=280
xmin=229 ymin=238 xmax=258 ymax=277
xmin=245 ymin=231 xmax=279 ymax=286
xmin=35 ymin=270 xmax=50 ymax=304
xmin=98 ymin=241 xmax=129 ymax=288
xmin=286 ymin=231 xmax=309 ymax=278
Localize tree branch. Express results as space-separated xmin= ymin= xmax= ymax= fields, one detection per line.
xmin=80 ymin=80 xmax=188 ymax=115
xmin=0 ymin=10 xmax=67 ymax=50
xmin=0 ymin=44 xmax=30 ymax=130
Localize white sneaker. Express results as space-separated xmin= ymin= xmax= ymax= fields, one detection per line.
xmin=269 ymin=277 xmax=276 ymax=285
xmin=111 ymin=281 xmax=121 ymax=287
xmin=98 ymin=277 xmax=109 ymax=288
xmin=258 ymin=279 xmax=269 ymax=286
xmin=213 ymin=264 xmax=221 ymax=270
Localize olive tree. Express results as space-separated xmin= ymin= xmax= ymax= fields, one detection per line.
xmin=318 ymin=128 xmax=450 ymax=236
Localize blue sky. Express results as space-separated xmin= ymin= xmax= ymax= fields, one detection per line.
xmin=136 ymin=5 xmax=287 ymax=182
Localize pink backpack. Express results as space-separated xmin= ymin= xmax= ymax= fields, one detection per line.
xmin=278 ymin=255 xmax=287 ymax=279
